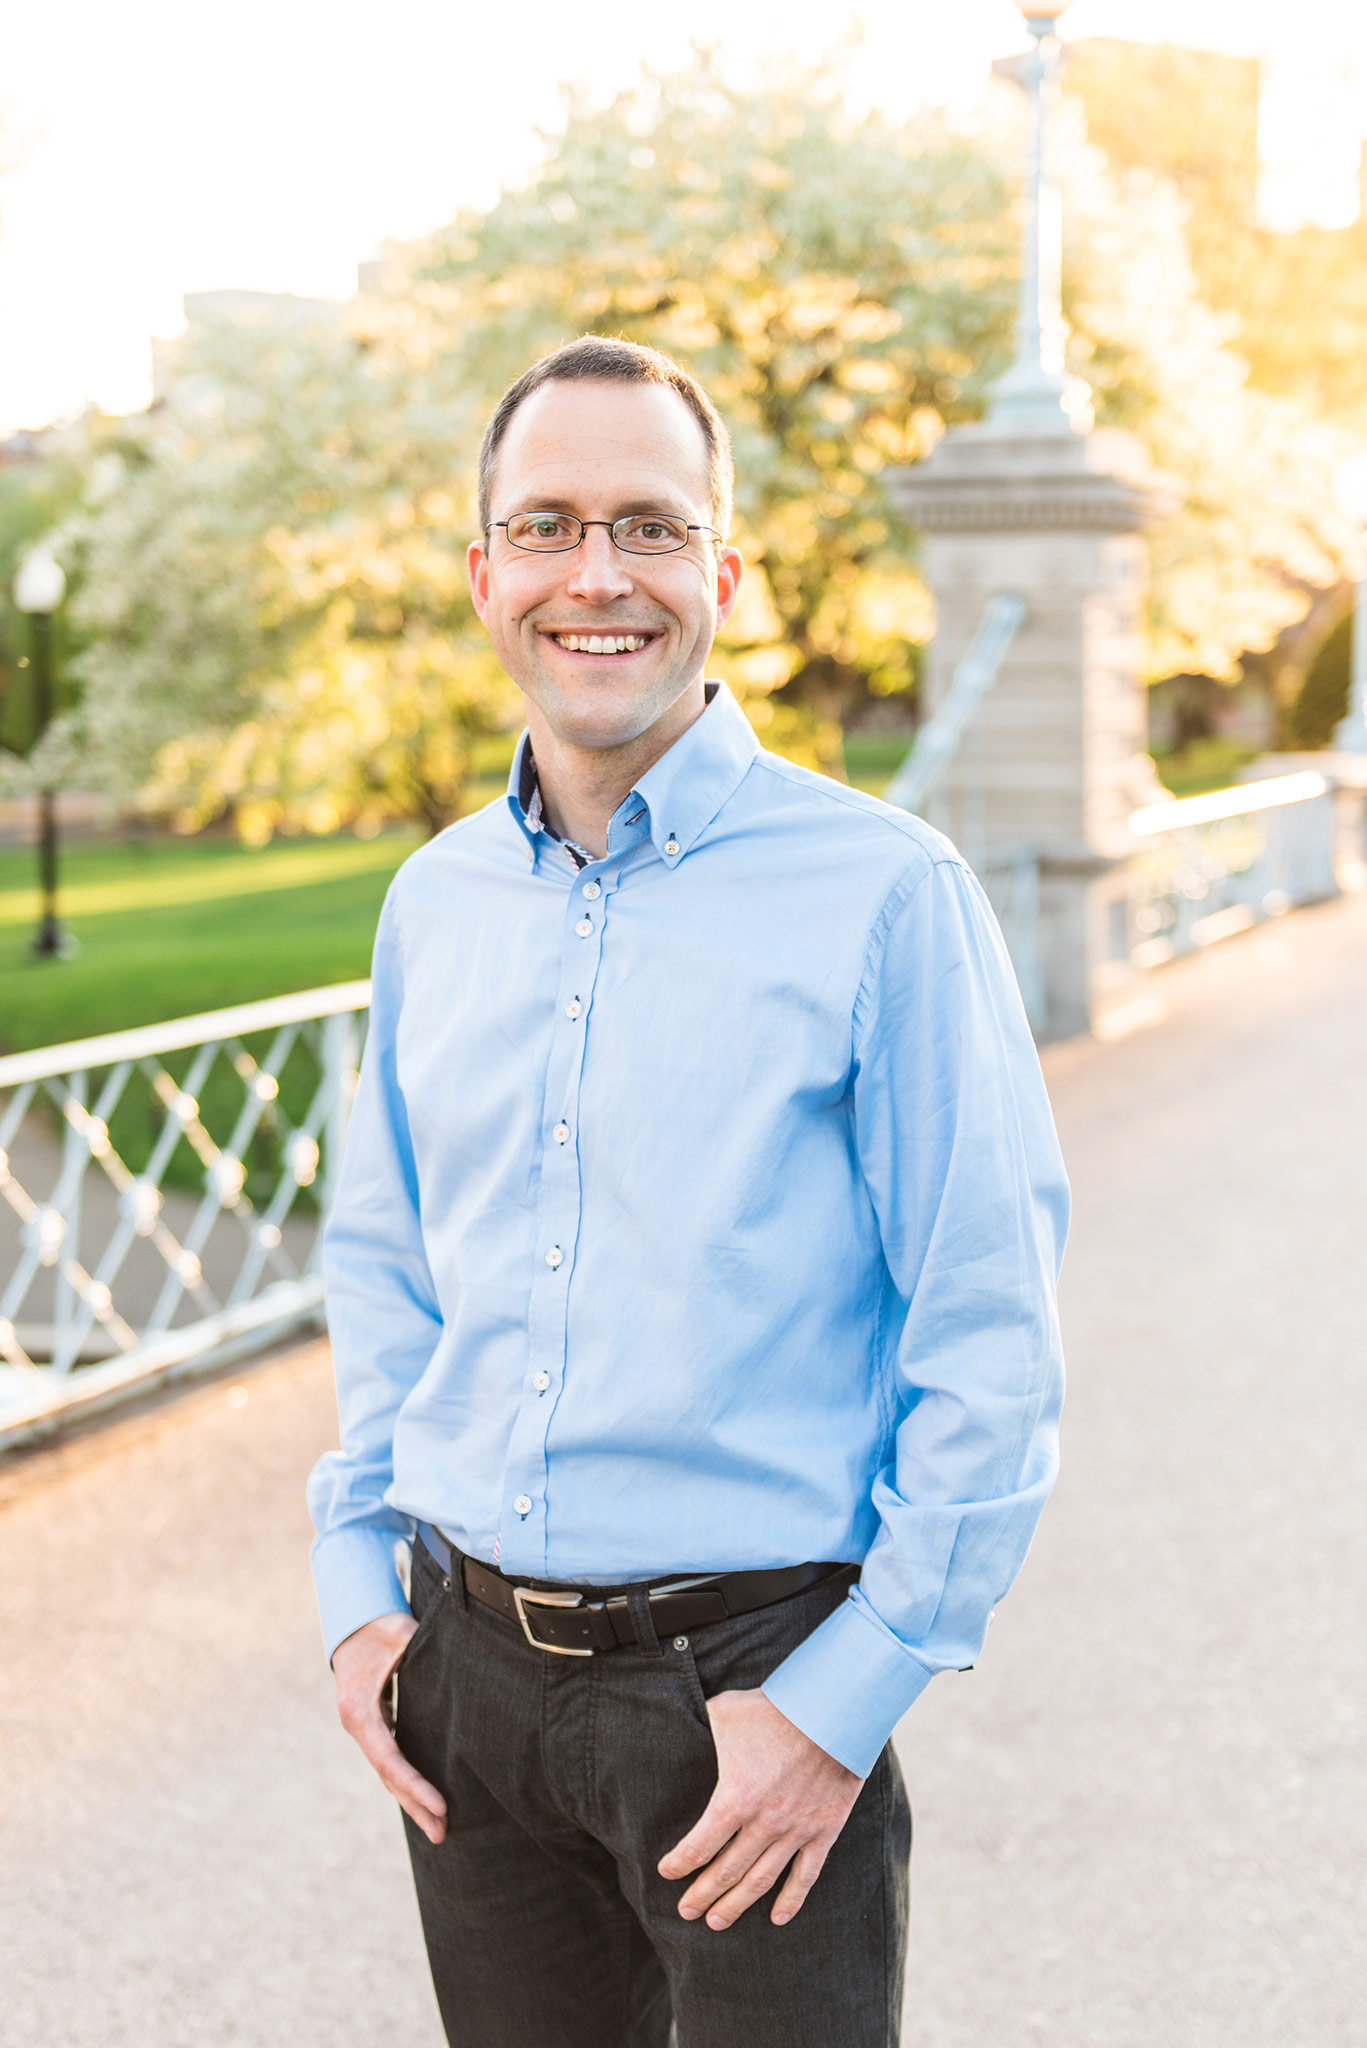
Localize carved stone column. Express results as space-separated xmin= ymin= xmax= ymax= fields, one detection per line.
xmin=888 ymin=425 xmax=1173 ymax=1040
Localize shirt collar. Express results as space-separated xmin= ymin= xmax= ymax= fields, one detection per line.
xmin=625 ymin=682 xmax=758 ymax=868
xmin=505 ymin=681 xmax=759 ymax=869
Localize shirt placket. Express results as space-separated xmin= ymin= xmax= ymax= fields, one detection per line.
xmin=496 ymin=853 xmax=616 ymax=1575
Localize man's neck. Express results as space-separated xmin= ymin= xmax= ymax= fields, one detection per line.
xmin=526 ymin=684 xmax=707 ymax=858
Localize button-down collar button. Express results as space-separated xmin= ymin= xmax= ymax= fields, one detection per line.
xmin=552 ymin=1122 xmax=570 ymax=1144
xmin=564 ymin=999 xmax=582 ymax=1020
xmin=574 ymin=917 xmax=593 ymax=937
xmin=582 ymin=880 xmax=601 ymax=899
xmin=533 ymin=1371 xmax=550 ymax=1391
xmin=664 ymin=837 xmax=680 ymax=857
xmin=545 ymin=1245 xmax=564 ymax=1268
xmin=513 ymin=1494 xmax=532 ymax=1516
xmin=524 ymin=848 xmax=534 ymax=862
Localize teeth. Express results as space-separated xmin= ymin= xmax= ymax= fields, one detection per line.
xmin=553 ymin=633 xmax=649 ymax=654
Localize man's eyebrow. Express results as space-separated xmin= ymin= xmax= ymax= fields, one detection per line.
xmin=504 ymin=493 xmax=698 ymax=518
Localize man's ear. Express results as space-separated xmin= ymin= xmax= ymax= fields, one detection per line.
xmin=714 ymin=545 xmax=744 ymax=629
xmin=468 ymin=539 xmax=490 ymax=624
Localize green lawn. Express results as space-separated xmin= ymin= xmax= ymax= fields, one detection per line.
xmin=0 ymin=831 xmax=421 ymax=1055
xmin=841 ymin=733 xmax=912 ymax=796
xmin=1153 ymin=737 xmax=1258 ymax=798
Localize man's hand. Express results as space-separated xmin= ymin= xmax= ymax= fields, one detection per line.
xmin=657 ymin=1688 xmax=863 ymax=1930
xmin=332 ymin=1613 xmax=448 ymax=1845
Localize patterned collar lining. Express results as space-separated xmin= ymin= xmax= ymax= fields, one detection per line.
xmin=519 ymin=750 xmax=595 ymax=871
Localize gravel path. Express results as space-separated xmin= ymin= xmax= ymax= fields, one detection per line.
xmin=3 ymin=892 xmax=1364 ymax=2046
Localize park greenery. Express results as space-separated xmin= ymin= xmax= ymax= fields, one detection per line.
xmin=1 ymin=49 xmax=1362 ymax=861
xmin=0 ymin=832 xmax=416 ymax=1051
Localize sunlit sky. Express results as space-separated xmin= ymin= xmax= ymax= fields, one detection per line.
xmin=2 ymin=0 xmax=1365 ymax=434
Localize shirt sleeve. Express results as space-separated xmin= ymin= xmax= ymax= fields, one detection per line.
xmin=762 ymin=856 xmax=1069 ymax=1776
xmin=306 ymin=888 xmax=442 ymax=1660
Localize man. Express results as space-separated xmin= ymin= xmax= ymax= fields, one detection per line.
xmin=309 ymin=335 xmax=1068 ymax=2048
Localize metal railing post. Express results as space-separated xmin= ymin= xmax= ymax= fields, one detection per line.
xmin=320 ymin=1010 xmax=359 ymax=1227
xmin=51 ymin=1069 xmax=86 ymax=1375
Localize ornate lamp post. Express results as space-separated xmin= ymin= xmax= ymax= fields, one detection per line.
xmin=1334 ymin=453 xmax=1367 ymax=754
xmin=12 ymin=543 xmax=75 ymax=959
xmin=989 ymin=3 xmax=1083 ymax=434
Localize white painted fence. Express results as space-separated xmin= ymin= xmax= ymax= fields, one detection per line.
xmin=1124 ymin=771 xmax=1338 ymax=967
xmin=0 ymin=982 xmax=369 ymax=1448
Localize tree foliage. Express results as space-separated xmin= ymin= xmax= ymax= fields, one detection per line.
xmin=1065 ymin=36 xmax=1367 ymax=424
xmin=1053 ymin=114 xmax=1355 ymax=682
xmin=1290 ymin=611 xmax=1352 ymax=749
xmin=76 ymin=315 xmax=515 ymax=840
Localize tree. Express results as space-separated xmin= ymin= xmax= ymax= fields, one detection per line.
xmin=1064 ymin=36 xmax=1367 ymax=425
xmin=76 ymin=310 xmax=517 ymax=840
xmin=1050 ymin=98 xmax=1356 ymax=690
xmin=1290 ymin=610 xmax=1352 ymax=748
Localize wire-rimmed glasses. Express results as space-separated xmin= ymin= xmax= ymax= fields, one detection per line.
xmin=490 ymin=512 xmax=721 ymax=555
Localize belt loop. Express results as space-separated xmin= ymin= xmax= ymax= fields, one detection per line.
xmin=452 ymin=1545 xmax=469 ymax=1610
xmin=626 ymin=1581 xmax=663 ymax=1657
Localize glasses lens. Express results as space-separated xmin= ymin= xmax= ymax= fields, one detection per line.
xmin=505 ymin=513 xmax=583 ymax=551
xmin=614 ymin=514 xmax=690 ymax=554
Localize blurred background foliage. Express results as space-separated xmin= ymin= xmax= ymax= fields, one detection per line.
xmin=3 ymin=46 xmax=1361 ymax=843
xmin=0 ymin=433 xmax=90 ymax=766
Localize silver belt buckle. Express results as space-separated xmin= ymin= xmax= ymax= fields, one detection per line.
xmin=512 ymin=1584 xmax=594 ymax=1656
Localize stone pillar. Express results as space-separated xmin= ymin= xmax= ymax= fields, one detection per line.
xmin=888 ymin=425 xmax=1172 ymax=1040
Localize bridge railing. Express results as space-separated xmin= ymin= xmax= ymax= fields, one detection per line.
xmin=0 ymin=981 xmax=370 ymax=1449
xmin=1125 ymin=771 xmax=1337 ymax=967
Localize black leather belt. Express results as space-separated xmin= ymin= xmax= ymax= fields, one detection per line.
xmin=418 ymin=1523 xmax=852 ymax=1657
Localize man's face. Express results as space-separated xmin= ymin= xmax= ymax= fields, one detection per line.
xmin=468 ymin=378 xmax=742 ymax=752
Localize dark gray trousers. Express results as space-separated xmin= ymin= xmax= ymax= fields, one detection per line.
xmin=396 ymin=1534 xmax=910 ymax=2048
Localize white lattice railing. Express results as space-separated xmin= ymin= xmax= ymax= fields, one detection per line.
xmin=1125 ymin=771 xmax=1337 ymax=966
xmin=0 ymin=982 xmax=369 ymax=1449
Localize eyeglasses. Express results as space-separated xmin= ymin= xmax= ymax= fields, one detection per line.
xmin=490 ymin=511 xmax=721 ymax=555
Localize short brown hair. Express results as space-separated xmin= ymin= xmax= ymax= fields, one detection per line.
xmin=477 ymin=335 xmax=733 ymax=538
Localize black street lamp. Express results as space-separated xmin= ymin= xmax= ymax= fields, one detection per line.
xmin=12 ymin=543 xmax=76 ymax=959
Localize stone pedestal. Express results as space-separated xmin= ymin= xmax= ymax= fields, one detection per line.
xmin=888 ymin=421 xmax=1174 ymax=1040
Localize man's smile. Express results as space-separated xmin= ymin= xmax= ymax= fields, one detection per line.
xmin=542 ymin=629 xmax=661 ymax=658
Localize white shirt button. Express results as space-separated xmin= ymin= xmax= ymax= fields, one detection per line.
xmin=564 ymin=999 xmax=582 ymax=1020
xmin=582 ymin=880 xmax=601 ymax=899
xmin=665 ymin=837 xmax=680 ymax=857
xmin=534 ymin=1372 xmax=550 ymax=1391
xmin=514 ymin=1494 xmax=532 ymax=1516
xmin=575 ymin=917 xmax=593 ymax=937
xmin=545 ymin=1246 xmax=564 ymax=1268
xmin=552 ymin=1122 xmax=570 ymax=1144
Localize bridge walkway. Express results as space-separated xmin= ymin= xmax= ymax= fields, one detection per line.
xmin=4 ymin=892 xmax=1365 ymax=2045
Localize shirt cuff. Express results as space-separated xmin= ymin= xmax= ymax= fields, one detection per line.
xmin=311 ymin=1516 xmax=414 ymax=1664
xmin=761 ymin=1589 xmax=938 ymax=1777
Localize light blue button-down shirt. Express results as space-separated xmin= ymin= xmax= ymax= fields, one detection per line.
xmin=308 ymin=682 xmax=1068 ymax=1776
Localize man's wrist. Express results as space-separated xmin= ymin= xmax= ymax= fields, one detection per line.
xmin=761 ymin=1594 xmax=937 ymax=1777
xmin=311 ymin=1518 xmax=414 ymax=1664
xmin=330 ymin=1610 xmax=414 ymax=1669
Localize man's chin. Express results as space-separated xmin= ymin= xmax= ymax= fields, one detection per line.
xmin=523 ymin=672 xmax=701 ymax=753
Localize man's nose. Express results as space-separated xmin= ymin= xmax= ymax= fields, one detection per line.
xmin=564 ymin=526 xmax=635 ymax=605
